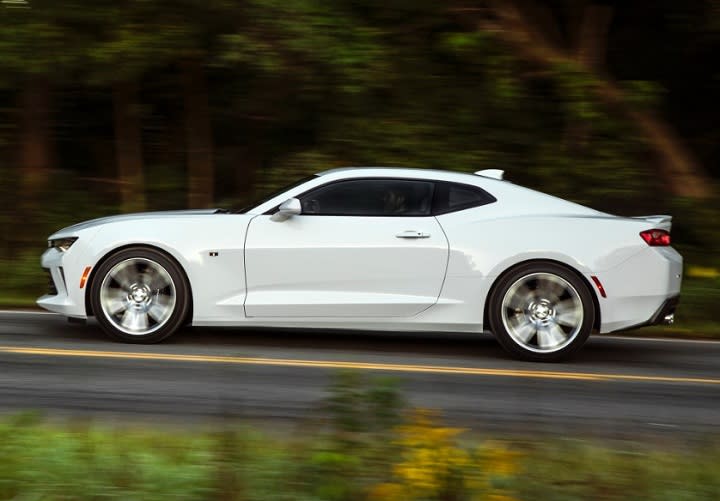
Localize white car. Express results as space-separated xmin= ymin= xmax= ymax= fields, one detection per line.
xmin=38 ymin=168 xmax=682 ymax=361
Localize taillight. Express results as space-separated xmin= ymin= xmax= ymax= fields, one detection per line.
xmin=640 ymin=229 xmax=671 ymax=246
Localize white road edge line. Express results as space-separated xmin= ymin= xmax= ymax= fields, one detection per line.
xmin=601 ymin=335 xmax=720 ymax=345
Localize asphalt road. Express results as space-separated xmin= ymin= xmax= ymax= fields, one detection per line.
xmin=1 ymin=310 xmax=719 ymax=439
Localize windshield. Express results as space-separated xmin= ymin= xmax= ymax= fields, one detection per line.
xmin=233 ymin=175 xmax=318 ymax=213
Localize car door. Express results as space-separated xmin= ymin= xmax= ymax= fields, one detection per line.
xmin=243 ymin=178 xmax=449 ymax=317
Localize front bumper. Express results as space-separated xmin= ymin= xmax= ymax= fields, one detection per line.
xmin=36 ymin=247 xmax=88 ymax=318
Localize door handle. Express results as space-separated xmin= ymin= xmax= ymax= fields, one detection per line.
xmin=396 ymin=230 xmax=430 ymax=239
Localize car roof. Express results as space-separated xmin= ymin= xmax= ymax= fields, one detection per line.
xmin=316 ymin=166 xmax=495 ymax=184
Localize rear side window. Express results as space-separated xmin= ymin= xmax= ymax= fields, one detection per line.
xmin=432 ymin=182 xmax=496 ymax=215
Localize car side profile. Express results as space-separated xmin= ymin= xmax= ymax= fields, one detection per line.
xmin=38 ymin=168 xmax=682 ymax=361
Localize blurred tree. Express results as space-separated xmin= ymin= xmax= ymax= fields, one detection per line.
xmin=215 ymin=0 xmax=391 ymax=198
xmin=82 ymin=0 xmax=177 ymax=212
xmin=111 ymin=80 xmax=146 ymax=212
xmin=468 ymin=0 xmax=714 ymax=198
xmin=181 ymin=58 xmax=214 ymax=209
xmin=167 ymin=0 xmax=238 ymax=209
xmin=0 ymin=0 xmax=716 ymax=211
xmin=82 ymin=0 xmax=231 ymax=210
xmin=1 ymin=0 xmax=720 ymax=301
xmin=0 ymin=2 xmax=70 ymax=201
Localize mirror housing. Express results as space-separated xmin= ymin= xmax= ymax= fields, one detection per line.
xmin=271 ymin=198 xmax=302 ymax=222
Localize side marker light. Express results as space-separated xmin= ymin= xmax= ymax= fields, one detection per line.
xmin=79 ymin=266 xmax=92 ymax=289
xmin=591 ymin=276 xmax=607 ymax=298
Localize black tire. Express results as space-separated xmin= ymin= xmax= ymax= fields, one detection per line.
xmin=90 ymin=247 xmax=190 ymax=343
xmin=488 ymin=261 xmax=594 ymax=362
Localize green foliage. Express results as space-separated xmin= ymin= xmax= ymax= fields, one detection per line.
xmin=0 ymin=413 xmax=215 ymax=500
xmin=514 ymin=440 xmax=720 ymax=500
xmin=0 ymin=407 xmax=719 ymax=500
xmin=0 ymin=2 xmax=77 ymax=82
xmin=325 ymin=371 xmax=405 ymax=436
xmin=623 ymin=80 xmax=666 ymax=109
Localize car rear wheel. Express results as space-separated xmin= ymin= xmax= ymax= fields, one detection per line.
xmin=488 ymin=262 xmax=594 ymax=362
xmin=90 ymin=247 xmax=189 ymax=343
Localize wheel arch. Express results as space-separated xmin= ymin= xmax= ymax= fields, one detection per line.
xmin=482 ymin=258 xmax=601 ymax=332
xmin=84 ymin=243 xmax=194 ymax=323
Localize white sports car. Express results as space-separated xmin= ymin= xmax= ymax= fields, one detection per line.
xmin=38 ymin=168 xmax=682 ymax=361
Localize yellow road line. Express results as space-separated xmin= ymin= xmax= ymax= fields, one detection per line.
xmin=1 ymin=345 xmax=719 ymax=385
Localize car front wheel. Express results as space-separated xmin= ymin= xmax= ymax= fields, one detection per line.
xmin=90 ymin=247 xmax=190 ymax=343
xmin=488 ymin=262 xmax=594 ymax=362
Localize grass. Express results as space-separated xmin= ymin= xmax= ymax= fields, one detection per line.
xmin=0 ymin=295 xmax=37 ymax=308
xmin=1 ymin=410 xmax=719 ymax=500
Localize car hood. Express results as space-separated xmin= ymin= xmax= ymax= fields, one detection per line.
xmin=50 ymin=209 xmax=221 ymax=238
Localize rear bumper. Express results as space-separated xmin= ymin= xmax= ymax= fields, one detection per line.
xmin=593 ymin=246 xmax=683 ymax=333
xmin=647 ymin=295 xmax=680 ymax=326
xmin=619 ymin=295 xmax=680 ymax=331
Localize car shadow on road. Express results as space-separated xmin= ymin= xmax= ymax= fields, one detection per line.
xmin=168 ymin=325 xmax=506 ymax=359
xmin=23 ymin=315 xmax=701 ymax=369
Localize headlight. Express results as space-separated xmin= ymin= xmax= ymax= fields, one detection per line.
xmin=48 ymin=237 xmax=78 ymax=252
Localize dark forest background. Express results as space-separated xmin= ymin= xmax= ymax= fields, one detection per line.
xmin=0 ymin=0 xmax=718 ymax=320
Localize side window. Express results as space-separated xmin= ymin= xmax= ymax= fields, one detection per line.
xmin=300 ymin=179 xmax=434 ymax=216
xmin=432 ymin=182 xmax=496 ymax=215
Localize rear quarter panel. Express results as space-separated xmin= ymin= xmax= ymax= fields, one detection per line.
xmin=434 ymin=205 xmax=658 ymax=331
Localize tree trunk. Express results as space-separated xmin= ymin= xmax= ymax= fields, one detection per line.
xmin=12 ymin=77 xmax=54 ymax=247
xmin=182 ymin=59 xmax=214 ymax=208
xmin=480 ymin=0 xmax=713 ymax=198
xmin=234 ymin=136 xmax=262 ymax=201
xmin=575 ymin=4 xmax=613 ymax=70
xmin=112 ymin=80 xmax=146 ymax=212
xmin=565 ymin=4 xmax=614 ymax=151
xmin=19 ymin=77 xmax=52 ymax=199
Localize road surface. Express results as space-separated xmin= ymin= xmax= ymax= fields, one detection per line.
xmin=1 ymin=311 xmax=719 ymax=438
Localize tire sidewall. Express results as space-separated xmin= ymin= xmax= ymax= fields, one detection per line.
xmin=90 ymin=247 xmax=189 ymax=343
xmin=488 ymin=262 xmax=595 ymax=362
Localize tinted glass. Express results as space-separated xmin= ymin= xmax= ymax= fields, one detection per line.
xmin=432 ymin=182 xmax=496 ymax=215
xmin=300 ymin=179 xmax=434 ymax=216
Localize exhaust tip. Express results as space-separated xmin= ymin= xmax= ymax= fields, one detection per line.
xmin=662 ymin=313 xmax=675 ymax=325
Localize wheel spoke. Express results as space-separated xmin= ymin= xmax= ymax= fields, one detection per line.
xmin=555 ymin=299 xmax=582 ymax=327
xmin=148 ymin=300 xmax=171 ymax=323
xmin=541 ymin=276 xmax=566 ymax=302
xmin=120 ymin=309 xmax=149 ymax=331
xmin=508 ymin=284 xmax=535 ymax=308
xmin=101 ymin=291 xmax=127 ymax=316
xmin=511 ymin=319 xmax=536 ymax=343
xmin=150 ymin=271 xmax=171 ymax=290
xmin=110 ymin=263 xmax=135 ymax=290
xmin=537 ymin=323 xmax=567 ymax=348
xmin=140 ymin=267 xmax=171 ymax=290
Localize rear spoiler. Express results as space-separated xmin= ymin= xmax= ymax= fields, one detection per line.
xmin=474 ymin=169 xmax=504 ymax=180
xmin=632 ymin=214 xmax=672 ymax=231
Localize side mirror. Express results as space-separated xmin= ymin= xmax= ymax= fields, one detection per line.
xmin=271 ymin=198 xmax=302 ymax=222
